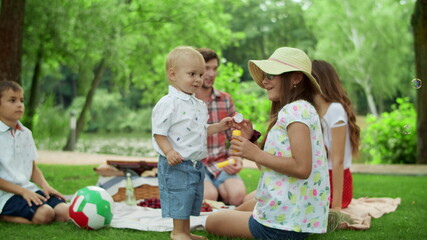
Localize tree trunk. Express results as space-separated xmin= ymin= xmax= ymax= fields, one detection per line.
xmin=412 ymin=0 xmax=427 ymax=164
xmin=354 ymin=75 xmax=378 ymax=116
xmin=363 ymin=83 xmax=378 ymax=117
xmin=25 ymin=44 xmax=43 ymax=130
xmin=63 ymin=58 xmax=107 ymax=151
xmin=0 ymin=0 xmax=25 ymax=83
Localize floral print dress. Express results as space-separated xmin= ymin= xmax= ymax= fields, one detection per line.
xmin=252 ymin=100 xmax=330 ymax=233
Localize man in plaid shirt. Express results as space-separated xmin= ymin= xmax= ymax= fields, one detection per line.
xmin=195 ymin=48 xmax=246 ymax=206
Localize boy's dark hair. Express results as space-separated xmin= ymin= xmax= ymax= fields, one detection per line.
xmin=197 ymin=48 xmax=220 ymax=66
xmin=0 ymin=81 xmax=22 ymax=99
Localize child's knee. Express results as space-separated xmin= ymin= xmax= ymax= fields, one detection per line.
xmin=54 ymin=203 xmax=70 ymax=222
xmin=32 ymin=205 xmax=55 ymax=224
xmin=225 ymin=192 xmax=245 ymax=206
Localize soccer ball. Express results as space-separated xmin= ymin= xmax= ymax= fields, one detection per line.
xmin=69 ymin=186 xmax=114 ymax=230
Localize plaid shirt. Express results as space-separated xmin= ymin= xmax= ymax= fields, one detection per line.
xmin=202 ymin=88 xmax=235 ymax=177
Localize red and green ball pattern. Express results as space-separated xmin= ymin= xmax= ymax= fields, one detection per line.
xmin=69 ymin=186 xmax=114 ymax=230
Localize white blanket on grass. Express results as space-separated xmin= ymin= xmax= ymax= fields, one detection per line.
xmin=97 ymin=176 xmax=210 ymax=232
xmin=110 ymin=202 xmax=210 ymax=232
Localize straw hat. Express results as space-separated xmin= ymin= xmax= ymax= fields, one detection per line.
xmin=248 ymin=47 xmax=322 ymax=94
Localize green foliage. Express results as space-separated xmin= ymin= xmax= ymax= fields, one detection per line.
xmin=305 ymin=0 xmax=416 ymax=115
xmin=361 ymin=98 xmax=416 ymax=164
xmin=108 ymin=0 xmax=236 ymax=106
xmin=19 ymin=0 xmax=420 ymax=138
xmin=222 ymin=0 xmax=316 ymax=81
xmin=22 ymin=0 xmax=237 ymax=120
xmin=214 ymin=62 xmax=270 ymax=134
xmin=17 ymin=0 xmax=422 ymax=151
xmin=69 ymin=89 xmax=152 ymax=133
xmin=23 ymin=96 xmax=68 ymax=149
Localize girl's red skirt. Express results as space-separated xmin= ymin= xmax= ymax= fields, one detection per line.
xmin=328 ymin=168 xmax=353 ymax=208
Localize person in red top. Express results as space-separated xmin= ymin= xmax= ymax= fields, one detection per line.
xmin=195 ymin=48 xmax=246 ymax=206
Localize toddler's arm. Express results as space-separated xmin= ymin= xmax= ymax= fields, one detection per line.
xmin=207 ymin=117 xmax=233 ymax=136
xmin=154 ymin=134 xmax=183 ymax=166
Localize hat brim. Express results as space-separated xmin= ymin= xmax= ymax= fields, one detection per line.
xmin=248 ymin=60 xmax=322 ymax=94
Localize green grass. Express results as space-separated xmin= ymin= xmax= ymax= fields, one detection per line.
xmin=1 ymin=166 xmax=426 ymax=239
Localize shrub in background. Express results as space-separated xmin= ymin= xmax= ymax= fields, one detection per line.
xmin=361 ymin=98 xmax=416 ymax=164
xmin=27 ymin=96 xmax=69 ymax=149
xmin=215 ymin=62 xmax=270 ymax=134
xmin=68 ymin=89 xmax=152 ymax=134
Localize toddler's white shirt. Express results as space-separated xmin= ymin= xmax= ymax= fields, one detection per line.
xmin=152 ymin=85 xmax=209 ymax=161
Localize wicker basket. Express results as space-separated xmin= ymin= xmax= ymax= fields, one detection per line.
xmin=112 ymin=184 xmax=159 ymax=202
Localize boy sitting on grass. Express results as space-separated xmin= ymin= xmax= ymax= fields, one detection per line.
xmin=0 ymin=81 xmax=69 ymax=224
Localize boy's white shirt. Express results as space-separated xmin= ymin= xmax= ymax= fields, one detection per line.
xmin=0 ymin=120 xmax=39 ymax=214
xmin=152 ymin=85 xmax=209 ymax=161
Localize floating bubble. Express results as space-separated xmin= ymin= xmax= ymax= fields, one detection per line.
xmin=411 ymin=78 xmax=422 ymax=89
xmin=233 ymin=112 xmax=244 ymax=123
xmin=402 ymin=125 xmax=411 ymax=135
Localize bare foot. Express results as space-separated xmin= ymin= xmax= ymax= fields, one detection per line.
xmin=170 ymin=232 xmax=192 ymax=240
xmin=190 ymin=233 xmax=208 ymax=240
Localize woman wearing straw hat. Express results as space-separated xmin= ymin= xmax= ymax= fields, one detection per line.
xmin=205 ymin=47 xmax=330 ymax=239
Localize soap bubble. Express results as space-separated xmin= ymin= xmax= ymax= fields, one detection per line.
xmin=233 ymin=112 xmax=244 ymax=123
xmin=411 ymin=78 xmax=422 ymax=89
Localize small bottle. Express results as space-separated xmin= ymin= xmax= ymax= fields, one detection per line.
xmin=231 ymin=129 xmax=242 ymax=155
xmin=125 ymin=172 xmax=136 ymax=205
xmin=216 ymin=158 xmax=236 ymax=168
xmin=216 ymin=130 xmax=242 ymax=168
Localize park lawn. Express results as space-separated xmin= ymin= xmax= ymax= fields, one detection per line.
xmin=0 ymin=165 xmax=426 ymax=240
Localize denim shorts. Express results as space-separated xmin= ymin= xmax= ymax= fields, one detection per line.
xmin=204 ymin=167 xmax=242 ymax=188
xmin=249 ymin=215 xmax=309 ymax=240
xmin=1 ymin=190 xmax=66 ymax=221
xmin=157 ymin=156 xmax=205 ymax=219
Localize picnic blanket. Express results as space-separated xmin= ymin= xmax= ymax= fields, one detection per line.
xmin=108 ymin=197 xmax=400 ymax=232
xmin=98 ymin=175 xmax=400 ymax=232
xmin=97 ymin=176 xmax=212 ymax=231
xmin=338 ymin=197 xmax=401 ymax=230
xmin=110 ymin=202 xmax=209 ymax=231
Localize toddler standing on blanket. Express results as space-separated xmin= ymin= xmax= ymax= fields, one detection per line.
xmin=152 ymin=46 xmax=234 ymax=240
